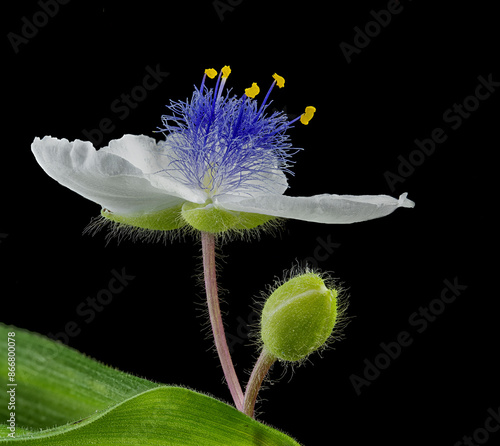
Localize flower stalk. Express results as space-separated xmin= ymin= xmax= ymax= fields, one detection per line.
xmin=243 ymin=349 xmax=276 ymax=418
xmin=201 ymin=231 xmax=245 ymax=411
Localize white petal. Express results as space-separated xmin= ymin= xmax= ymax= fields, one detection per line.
xmin=101 ymin=134 xmax=206 ymax=203
xmin=218 ymin=193 xmax=415 ymax=224
xmin=102 ymin=134 xmax=168 ymax=173
xmin=31 ymin=136 xmax=203 ymax=215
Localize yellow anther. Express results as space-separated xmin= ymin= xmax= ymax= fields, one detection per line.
xmin=221 ymin=65 xmax=231 ymax=78
xmin=300 ymin=106 xmax=316 ymax=125
xmin=272 ymin=73 xmax=285 ymax=88
xmin=205 ymin=68 xmax=218 ymax=79
xmin=245 ymin=83 xmax=260 ymax=99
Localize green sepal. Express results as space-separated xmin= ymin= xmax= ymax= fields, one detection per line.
xmin=101 ymin=203 xmax=186 ymax=231
xmin=181 ymin=201 xmax=276 ymax=234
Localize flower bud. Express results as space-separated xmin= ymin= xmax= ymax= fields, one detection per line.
xmin=260 ymin=272 xmax=339 ymax=362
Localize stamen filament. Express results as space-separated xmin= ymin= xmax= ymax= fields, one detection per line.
xmin=216 ymin=65 xmax=232 ymax=101
xmin=255 ymin=80 xmax=276 ymax=119
xmin=203 ymin=71 xmax=223 ymax=145
xmin=232 ymin=94 xmax=248 ymax=138
xmin=200 ymin=73 xmax=207 ymax=93
xmin=212 ymin=71 xmax=223 ymax=112
xmin=216 ymin=78 xmax=227 ymax=102
xmin=287 ymin=115 xmax=302 ymax=126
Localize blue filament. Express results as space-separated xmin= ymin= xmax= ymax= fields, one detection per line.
xmin=157 ymin=77 xmax=300 ymax=198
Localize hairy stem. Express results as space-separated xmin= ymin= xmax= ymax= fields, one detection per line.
xmin=201 ymin=231 xmax=245 ymax=411
xmin=244 ymin=348 xmax=277 ymax=417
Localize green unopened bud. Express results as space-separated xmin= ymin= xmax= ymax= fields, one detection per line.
xmin=260 ymin=272 xmax=340 ymax=362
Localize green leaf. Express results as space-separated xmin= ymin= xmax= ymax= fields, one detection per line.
xmin=0 ymin=323 xmax=159 ymax=429
xmin=0 ymin=324 xmax=301 ymax=445
xmin=1 ymin=387 xmax=300 ymax=445
xmin=0 ymin=427 xmax=31 ymax=438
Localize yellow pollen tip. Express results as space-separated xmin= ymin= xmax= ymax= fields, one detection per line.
xmin=221 ymin=65 xmax=231 ymax=78
xmin=300 ymin=106 xmax=316 ymax=125
xmin=205 ymin=68 xmax=218 ymax=79
xmin=245 ymin=82 xmax=260 ymax=99
xmin=272 ymin=73 xmax=285 ymax=88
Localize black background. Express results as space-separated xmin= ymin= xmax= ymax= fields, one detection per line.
xmin=2 ymin=1 xmax=499 ymax=445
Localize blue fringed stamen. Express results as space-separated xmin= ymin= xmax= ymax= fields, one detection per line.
xmin=156 ymin=68 xmax=307 ymax=199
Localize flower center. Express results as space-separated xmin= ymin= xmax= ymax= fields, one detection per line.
xmin=156 ymin=66 xmax=316 ymax=198
xmin=202 ymin=163 xmax=218 ymax=196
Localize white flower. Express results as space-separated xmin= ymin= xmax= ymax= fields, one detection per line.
xmin=31 ymin=67 xmax=414 ymax=239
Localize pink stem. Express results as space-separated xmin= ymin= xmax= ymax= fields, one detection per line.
xmin=243 ymin=349 xmax=276 ymax=418
xmin=201 ymin=231 xmax=245 ymax=411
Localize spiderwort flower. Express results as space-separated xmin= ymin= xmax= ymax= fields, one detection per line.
xmin=31 ymin=66 xmax=414 ymax=239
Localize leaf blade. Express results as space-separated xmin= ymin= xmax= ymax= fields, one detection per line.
xmin=0 ymin=324 xmax=158 ymax=429
xmin=2 ymin=387 xmax=300 ymax=445
xmin=0 ymin=324 xmax=301 ymax=445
